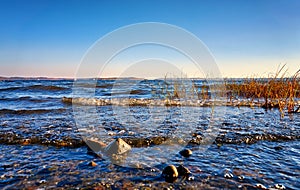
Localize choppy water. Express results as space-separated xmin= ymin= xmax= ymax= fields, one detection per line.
xmin=0 ymin=79 xmax=299 ymax=189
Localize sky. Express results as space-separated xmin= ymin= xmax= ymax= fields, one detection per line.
xmin=0 ymin=0 xmax=299 ymax=78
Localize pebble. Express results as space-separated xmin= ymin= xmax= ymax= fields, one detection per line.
xmin=128 ymin=131 xmax=135 ymax=135
xmin=89 ymin=161 xmax=97 ymax=167
xmin=179 ymin=149 xmax=192 ymax=157
xmin=162 ymin=165 xmax=178 ymax=183
xmin=186 ymin=175 xmax=195 ymax=181
xmin=22 ymin=139 xmax=31 ymax=145
xmin=274 ymin=184 xmax=285 ymax=189
xmin=107 ymin=131 xmax=116 ymax=136
xmin=255 ymin=183 xmax=267 ymax=189
xmin=238 ymin=175 xmax=244 ymax=180
xmin=117 ymin=130 xmax=126 ymax=134
xmin=39 ymin=179 xmax=46 ymax=184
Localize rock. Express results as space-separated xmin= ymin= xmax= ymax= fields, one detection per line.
xmin=274 ymin=184 xmax=285 ymax=189
xmin=179 ymin=149 xmax=192 ymax=157
xmin=176 ymin=165 xmax=194 ymax=181
xmin=89 ymin=161 xmax=97 ymax=167
xmin=176 ymin=165 xmax=191 ymax=176
xmin=22 ymin=139 xmax=31 ymax=145
xmin=162 ymin=165 xmax=178 ymax=183
xmin=104 ymin=138 xmax=131 ymax=155
xmin=39 ymin=179 xmax=46 ymax=184
xmin=238 ymin=175 xmax=244 ymax=180
xmin=274 ymin=146 xmax=283 ymax=151
xmin=85 ymin=138 xmax=107 ymax=152
xmin=255 ymin=183 xmax=267 ymax=189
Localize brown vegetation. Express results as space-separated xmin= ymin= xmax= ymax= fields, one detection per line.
xmin=225 ymin=65 xmax=300 ymax=115
xmin=162 ymin=65 xmax=299 ymax=116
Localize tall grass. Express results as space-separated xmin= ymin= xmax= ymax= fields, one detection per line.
xmin=226 ymin=64 xmax=300 ymax=115
xmin=158 ymin=65 xmax=299 ymax=115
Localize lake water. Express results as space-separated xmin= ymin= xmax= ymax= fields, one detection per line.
xmin=0 ymin=79 xmax=299 ymax=189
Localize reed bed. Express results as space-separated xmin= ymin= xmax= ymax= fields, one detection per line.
xmin=225 ymin=65 xmax=300 ymax=115
xmin=161 ymin=65 xmax=299 ymax=116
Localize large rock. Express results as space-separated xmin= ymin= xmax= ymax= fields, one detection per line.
xmin=85 ymin=138 xmax=107 ymax=152
xmin=104 ymin=138 xmax=131 ymax=155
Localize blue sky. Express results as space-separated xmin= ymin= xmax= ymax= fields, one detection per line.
xmin=0 ymin=0 xmax=299 ymax=78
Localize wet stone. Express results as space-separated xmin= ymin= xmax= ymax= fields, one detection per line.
xmin=238 ymin=175 xmax=244 ymax=180
xmin=105 ymin=138 xmax=131 ymax=155
xmin=85 ymin=138 xmax=107 ymax=152
xmin=89 ymin=161 xmax=97 ymax=167
xmin=176 ymin=165 xmax=191 ymax=176
xmin=179 ymin=149 xmax=192 ymax=157
xmin=255 ymin=183 xmax=267 ymax=189
xmin=39 ymin=179 xmax=46 ymax=184
xmin=274 ymin=184 xmax=285 ymax=189
xmin=162 ymin=165 xmax=178 ymax=183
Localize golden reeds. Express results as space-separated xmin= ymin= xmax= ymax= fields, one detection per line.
xmin=226 ymin=64 xmax=300 ymax=115
xmin=158 ymin=65 xmax=299 ymax=115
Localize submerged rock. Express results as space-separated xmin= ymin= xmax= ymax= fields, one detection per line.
xmin=104 ymin=138 xmax=131 ymax=155
xmin=162 ymin=165 xmax=178 ymax=183
xmin=179 ymin=149 xmax=192 ymax=157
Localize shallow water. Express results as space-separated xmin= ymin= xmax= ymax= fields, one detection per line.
xmin=0 ymin=79 xmax=299 ymax=189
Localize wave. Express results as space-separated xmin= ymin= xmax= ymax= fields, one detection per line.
xmin=0 ymin=108 xmax=66 ymax=115
xmin=0 ymin=96 xmax=57 ymax=103
xmin=62 ymin=97 xmax=269 ymax=107
xmin=73 ymin=82 xmax=115 ymax=89
xmin=0 ymin=85 xmax=69 ymax=92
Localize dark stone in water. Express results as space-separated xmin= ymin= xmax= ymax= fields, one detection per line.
xmin=162 ymin=164 xmax=194 ymax=182
xmin=179 ymin=149 xmax=192 ymax=157
xmin=274 ymin=146 xmax=283 ymax=151
xmin=189 ymin=133 xmax=203 ymax=145
xmin=162 ymin=165 xmax=178 ymax=183
xmin=176 ymin=165 xmax=191 ymax=176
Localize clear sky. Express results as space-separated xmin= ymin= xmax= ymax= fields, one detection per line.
xmin=0 ymin=0 xmax=299 ymax=78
